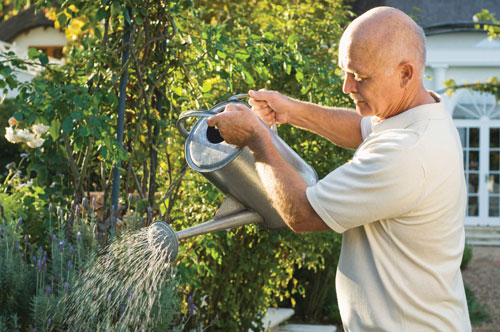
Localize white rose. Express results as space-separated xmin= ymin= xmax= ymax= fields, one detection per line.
xmin=32 ymin=123 xmax=50 ymax=135
xmin=16 ymin=128 xmax=35 ymax=142
xmin=27 ymin=137 xmax=45 ymax=148
xmin=5 ymin=127 xmax=17 ymax=142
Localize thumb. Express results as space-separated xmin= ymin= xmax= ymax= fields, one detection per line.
xmin=206 ymin=114 xmax=218 ymax=127
xmin=248 ymin=89 xmax=270 ymax=101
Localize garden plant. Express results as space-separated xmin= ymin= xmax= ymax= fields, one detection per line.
xmin=0 ymin=0 xmax=354 ymax=330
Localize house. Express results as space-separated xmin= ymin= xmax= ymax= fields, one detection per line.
xmin=354 ymin=0 xmax=500 ymax=244
xmin=0 ymin=6 xmax=66 ymax=98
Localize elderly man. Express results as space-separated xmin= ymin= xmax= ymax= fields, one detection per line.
xmin=207 ymin=6 xmax=471 ymax=332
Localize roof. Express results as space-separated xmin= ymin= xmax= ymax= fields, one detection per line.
xmin=423 ymin=21 xmax=500 ymax=36
xmin=0 ymin=6 xmax=54 ymax=42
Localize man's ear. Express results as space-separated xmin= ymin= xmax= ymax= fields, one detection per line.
xmin=399 ymin=62 xmax=414 ymax=88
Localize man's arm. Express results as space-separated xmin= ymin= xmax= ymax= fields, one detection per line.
xmin=207 ymin=104 xmax=330 ymax=233
xmin=249 ymin=90 xmax=363 ymax=150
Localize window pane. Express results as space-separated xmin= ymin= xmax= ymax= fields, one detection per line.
xmin=489 ymin=197 xmax=500 ymax=217
xmin=470 ymin=128 xmax=479 ymax=148
xmin=469 ymin=151 xmax=479 ymax=170
xmin=490 ymin=151 xmax=500 ymax=171
xmin=489 ymin=174 xmax=500 ymax=194
xmin=468 ymin=196 xmax=479 ymax=216
xmin=468 ymin=174 xmax=479 ymax=194
xmin=491 ymin=128 xmax=500 ymax=148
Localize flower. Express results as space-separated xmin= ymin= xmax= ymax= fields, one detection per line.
xmin=5 ymin=127 xmax=35 ymax=143
xmin=8 ymin=117 xmax=18 ymax=126
xmin=20 ymin=153 xmax=28 ymax=158
xmin=32 ymin=123 xmax=49 ymax=135
xmin=17 ymin=128 xmax=35 ymax=142
xmin=27 ymin=137 xmax=45 ymax=148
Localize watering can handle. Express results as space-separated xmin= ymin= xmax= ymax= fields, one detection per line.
xmin=176 ymin=109 xmax=216 ymax=138
xmin=176 ymin=94 xmax=277 ymax=139
xmin=228 ymin=93 xmax=278 ymax=133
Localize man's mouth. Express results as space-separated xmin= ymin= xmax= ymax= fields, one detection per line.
xmin=350 ymin=95 xmax=364 ymax=103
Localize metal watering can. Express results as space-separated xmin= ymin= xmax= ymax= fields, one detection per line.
xmin=148 ymin=94 xmax=317 ymax=261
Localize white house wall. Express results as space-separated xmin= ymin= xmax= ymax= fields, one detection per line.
xmin=424 ymin=31 xmax=500 ymax=114
xmin=12 ymin=26 xmax=67 ymax=50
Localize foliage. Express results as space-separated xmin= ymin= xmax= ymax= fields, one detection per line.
xmin=0 ymin=214 xmax=35 ymax=331
xmin=465 ymin=284 xmax=491 ymax=326
xmin=474 ymin=9 xmax=500 ymax=38
xmin=461 ymin=242 xmax=472 ymax=270
xmin=0 ymin=201 xmax=189 ymax=332
xmin=1 ymin=0 xmax=354 ymax=330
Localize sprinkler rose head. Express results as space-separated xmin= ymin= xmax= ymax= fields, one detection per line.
xmin=147 ymin=221 xmax=179 ymax=262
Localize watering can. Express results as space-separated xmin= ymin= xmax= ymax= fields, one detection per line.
xmin=148 ymin=94 xmax=317 ymax=261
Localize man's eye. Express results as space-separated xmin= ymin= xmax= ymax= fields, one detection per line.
xmin=354 ymin=76 xmax=364 ymax=82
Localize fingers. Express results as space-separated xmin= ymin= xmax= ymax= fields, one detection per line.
xmin=248 ymin=90 xmax=276 ymax=127
xmin=206 ymin=103 xmax=248 ymax=128
xmin=206 ymin=114 xmax=218 ymax=127
xmin=248 ymin=89 xmax=272 ymax=101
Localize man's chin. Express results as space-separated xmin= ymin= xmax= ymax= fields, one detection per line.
xmin=355 ymin=103 xmax=373 ymax=116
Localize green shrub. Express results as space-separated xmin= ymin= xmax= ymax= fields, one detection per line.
xmin=465 ymin=284 xmax=491 ymax=326
xmin=0 ymin=215 xmax=35 ymax=332
xmin=461 ymin=242 xmax=473 ymax=270
xmin=1 ymin=0 xmax=354 ymax=331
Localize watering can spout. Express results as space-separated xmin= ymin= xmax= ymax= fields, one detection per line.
xmin=148 ymin=204 xmax=263 ymax=262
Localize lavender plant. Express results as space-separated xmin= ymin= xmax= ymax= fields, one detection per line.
xmin=0 ymin=200 xmax=193 ymax=332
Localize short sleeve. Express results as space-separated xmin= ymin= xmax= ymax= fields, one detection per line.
xmin=361 ymin=116 xmax=374 ymax=139
xmin=306 ymin=131 xmax=425 ymax=233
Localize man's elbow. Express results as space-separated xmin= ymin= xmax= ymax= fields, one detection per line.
xmin=287 ymin=221 xmax=309 ymax=233
xmin=285 ymin=212 xmax=330 ymax=233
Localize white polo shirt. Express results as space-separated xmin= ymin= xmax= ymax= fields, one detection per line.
xmin=306 ymin=94 xmax=471 ymax=331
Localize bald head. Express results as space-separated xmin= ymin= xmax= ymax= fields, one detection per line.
xmin=339 ymin=7 xmax=426 ymax=76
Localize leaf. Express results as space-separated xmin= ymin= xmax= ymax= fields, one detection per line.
xmin=27 ymin=48 xmax=40 ymax=59
xmin=217 ymin=50 xmax=226 ymax=59
xmin=50 ymin=119 xmax=61 ymax=141
xmin=295 ymin=71 xmax=304 ymax=82
xmin=202 ymin=80 xmax=212 ymax=92
xmin=264 ymin=32 xmax=274 ymax=40
xmin=287 ymin=34 xmax=299 ymax=44
xmin=62 ymin=116 xmax=73 ymax=134
xmin=39 ymin=53 xmax=49 ymax=66
xmin=172 ymin=86 xmax=183 ymax=96
xmin=242 ymin=70 xmax=254 ymax=85
xmin=57 ymin=12 xmax=68 ymax=27
xmin=96 ymin=8 xmax=107 ymax=21
xmin=123 ymin=8 xmax=131 ymax=24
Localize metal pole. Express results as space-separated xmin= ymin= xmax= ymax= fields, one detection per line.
xmin=110 ymin=7 xmax=131 ymax=231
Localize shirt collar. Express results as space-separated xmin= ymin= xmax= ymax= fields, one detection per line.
xmin=371 ymin=91 xmax=447 ymax=134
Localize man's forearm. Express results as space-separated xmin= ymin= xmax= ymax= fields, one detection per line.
xmin=287 ymin=100 xmax=363 ymax=149
xmin=249 ymin=129 xmax=330 ymax=233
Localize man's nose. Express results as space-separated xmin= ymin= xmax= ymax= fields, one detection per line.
xmin=342 ymin=73 xmax=357 ymax=94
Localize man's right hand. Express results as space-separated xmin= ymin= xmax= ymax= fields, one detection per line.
xmin=248 ymin=89 xmax=294 ymax=127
